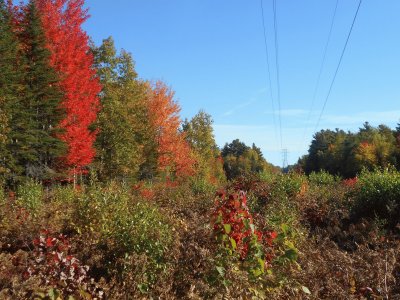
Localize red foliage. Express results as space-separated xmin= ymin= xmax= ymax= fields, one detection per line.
xmin=35 ymin=0 xmax=101 ymax=176
xmin=25 ymin=230 xmax=103 ymax=297
xmin=147 ymin=81 xmax=196 ymax=178
xmin=343 ymin=177 xmax=358 ymax=187
xmin=211 ymin=190 xmax=276 ymax=262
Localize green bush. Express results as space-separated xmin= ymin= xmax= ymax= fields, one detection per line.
xmin=352 ymin=169 xmax=400 ymax=228
xmin=16 ymin=179 xmax=43 ymax=214
xmin=190 ymin=177 xmax=216 ymax=195
xmin=0 ymin=186 xmax=4 ymax=205
xmin=52 ymin=185 xmax=76 ymax=204
xmin=74 ymin=183 xmax=174 ymax=291
xmin=308 ymin=171 xmax=339 ymax=186
xmin=263 ymin=173 xmax=306 ymax=202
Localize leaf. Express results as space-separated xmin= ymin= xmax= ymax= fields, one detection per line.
xmin=283 ymin=249 xmax=298 ymax=261
xmin=250 ymin=223 xmax=255 ymax=233
xmin=281 ymin=223 xmax=289 ymax=236
xmin=138 ymin=283 xmax=149 ymax=293
xmin=301 ymin=286 xmax=311 ymax=294
xmin=224 ymin=223 xmax=231 ymax=234
xmin=48 ymin=288 xmax=63 ymax=300
xmin=251 ymin=267 xmax=263 ymax=277
xmin=284 ymin=240 xmax=296 ymax=249
xmin=258 ymin=258 xmax=265 ymax=273
xmin=216 ymin=266 xmax=225 ymax=277
xmin=79 ymin=289 xmax=91 ymax=299
xmin=349 ymin=277 xmax=356 ymax=294
xmin=229 ymin=237 xmax=237 ymax=249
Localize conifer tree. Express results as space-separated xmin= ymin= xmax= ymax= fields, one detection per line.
xmin=9 ymin=0 xmax=65 ymax=181
xmin=0 ymin=0 xmax=18 ymax=182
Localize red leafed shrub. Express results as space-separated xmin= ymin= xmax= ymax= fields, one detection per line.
xmin=211 ymin=189 xmax=276 ymax=277
xmin=25 ymin=230 xmax=103 ymax=298
xmin=343 ymin=177 xmax=358 ymax=187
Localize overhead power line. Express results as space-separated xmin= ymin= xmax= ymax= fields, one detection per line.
xmin=272 ymin=0 xmax=283 ymax=149
xmin=260 ymin=0 xmax=278 ymax=147
xmin=313 ymin=0 xmax=363 ymax=133
xmin=300 ymin=0 xmax=339 ymax=149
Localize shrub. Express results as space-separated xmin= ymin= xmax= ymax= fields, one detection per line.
xmin=73 ymin=183 xmax=174 ymax=292
xmin=25 ymin=230 xmax=104 ymax=299
xmin=16 ymin=179 xmax=43 ymax=214
xmin=52 ymin=185 xmax=76 ymax=204
xmin=352 ymin=169 xmax=400 ymax=228
xmin=308 ymin=171 xmax=339 ymax=186
xmin=211 ymin=190 xmax=276 ymax=280
xmin=272 ymin=173 xmax=306 ymax=199
xmin=0 ymin=186 xmax=4 ymax=205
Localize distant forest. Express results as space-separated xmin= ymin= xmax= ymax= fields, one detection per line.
xmin=297 ymin=122 xmax=400 ymax=178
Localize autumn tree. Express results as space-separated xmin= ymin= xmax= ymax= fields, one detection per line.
xmin=35 ymin=0 xmax=101 ymax=180
xmin=146 ymin=81 xmax=196 ymax=180
xmin=93 ymin=37 xmax=150 ymax=182
xmin=301 ymin=122 xmax=399 ymax=178
xmin=182 ymin=110 xmax=225 ymax=184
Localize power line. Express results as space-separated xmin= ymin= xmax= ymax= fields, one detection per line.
xmin=313 ymin=0 xmax=363 ymax=133
xmin=300 ymin=0 xmax=339 ymax=149
xmin=260 ymin=0 xmax=278 ymax=147
xmin=273 ymin=0 xmax=283 ymax=149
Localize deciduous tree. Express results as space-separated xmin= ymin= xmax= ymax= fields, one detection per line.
xmin=93 ymin=37 xmax=150 ymax=182
xmin=35 ymin=0 xmax=101 ymax=180
xmin=147 ymin=81 xmax=196 ymax=179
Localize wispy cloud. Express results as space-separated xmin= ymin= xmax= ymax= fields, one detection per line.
xmin=222 ymin=87 xmax=268 ymax=117
xmin=222 ymin=99 xmax=256 ymax=116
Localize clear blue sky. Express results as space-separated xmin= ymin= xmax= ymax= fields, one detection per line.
xmin=82 ymin=0 xmax=400 ymax=166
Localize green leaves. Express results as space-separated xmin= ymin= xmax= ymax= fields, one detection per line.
xmin=224 ymin=223 xmax=231 ymax=234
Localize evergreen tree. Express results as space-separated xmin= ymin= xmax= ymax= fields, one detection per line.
xmin=0 ymin=0 xmax=20 ymax=183
xmin=9 ymin=0 xmax=65 ymax=181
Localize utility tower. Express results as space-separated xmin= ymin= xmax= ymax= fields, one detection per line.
xmin=282 ymin=148 xmax=288 ymax=170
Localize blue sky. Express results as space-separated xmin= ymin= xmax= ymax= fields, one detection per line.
xmin=82 ymin=0 xmax=400 ymax=166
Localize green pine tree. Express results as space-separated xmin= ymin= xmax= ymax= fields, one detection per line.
xmin=8 ymin=1 xmax=65 ymax=182
xmin=0 ymin=0 xmax=22 ymax=184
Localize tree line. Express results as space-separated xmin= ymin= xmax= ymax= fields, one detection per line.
xmin=298 ymin=122 xmax=400 ymax=178
xmin=0 ymin=0 xmax=273 ymax=187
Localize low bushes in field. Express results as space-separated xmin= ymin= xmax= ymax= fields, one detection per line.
xmin=352 ymin=168 xmax=400 ymax=229
xmin=1 ymin=169 xmax=400 ymax=299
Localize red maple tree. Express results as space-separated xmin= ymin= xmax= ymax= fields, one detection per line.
xmin=35 ymin=0 xmax=101 ymax=178
xmin=147 ymin=81 xmax=196 ymax=179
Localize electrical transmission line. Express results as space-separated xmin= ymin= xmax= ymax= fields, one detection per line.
xmin=313 ymin=0 xmax=363 ymax=133
xmin=272 ymin=0 xmax=283 ymax=149
xmin=260 ymin=0 xmax=278 ymax=147
xmin=299 ymin=0 xmax=339 ymax=149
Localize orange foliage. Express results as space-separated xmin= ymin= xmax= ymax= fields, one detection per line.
xmin=147 ymin=81 xmax=196 ymax=178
